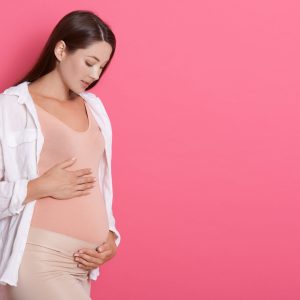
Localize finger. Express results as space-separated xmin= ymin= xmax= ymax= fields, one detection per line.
xmin=73 ymin=168 xmax=92 ymax=177
xmin=76 ymin=253 xmax=100 ymax=264
xmin=75 ymin=182 xmax=94 ymax=191
xmin=77 ymin=248 xmax=100 ymax=257
xmin=96 ymin=243 xmax=110 ymax=253
xmin=73 ymin=191 xmax=91 ymax=197
xmin=75 ymin=256 xmax=99 ymax=268
xmin=97 ymin=249 xmax=113 ymax=259
xmin=60 ymin=157 xmax=77 ymax=169
xmin=77 ymin=263 xmax=94 ymax=270
xmin=76 ymin=176 xmax=96 ymax=185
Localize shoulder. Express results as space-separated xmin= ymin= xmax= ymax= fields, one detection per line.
xmin=0 ymin=93 xmax=21 ymax=120
xmin=0 ymin=82 xmax=23 ymax=109
xmin=0 ymin=93 xmax=19 ymax=105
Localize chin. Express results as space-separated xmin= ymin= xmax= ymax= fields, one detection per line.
xmin=72 ymin=85 xmax=84 ymax=94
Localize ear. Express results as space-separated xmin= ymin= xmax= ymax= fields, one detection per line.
xmin=54 ymin=40 xmax=67 ymax=63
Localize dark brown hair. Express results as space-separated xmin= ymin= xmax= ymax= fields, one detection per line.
xmin=15 ymin=10 xmax=116 ymax=91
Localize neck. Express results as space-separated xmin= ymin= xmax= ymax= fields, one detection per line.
xmin=28 ymin=70 xmax=77 ymax=102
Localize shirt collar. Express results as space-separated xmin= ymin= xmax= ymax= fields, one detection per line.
xmin=2 ymin=80 xmax=90 ymax=104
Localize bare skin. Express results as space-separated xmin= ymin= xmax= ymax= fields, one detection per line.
xmin=23 ymin=39 xmax=113 ymax=203
xmin=22 ymin=39 xmax=118 ymax=270
xmin=23 ymin=82 xmax=96 ymax=204
xmin=23 ymin=158 xmax=96 ymax=204
xmin=28 ymin=87 xmax=89 ymax=133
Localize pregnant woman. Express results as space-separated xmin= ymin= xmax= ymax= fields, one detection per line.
xmin=0 ymin=10 xmax=121 ymax=300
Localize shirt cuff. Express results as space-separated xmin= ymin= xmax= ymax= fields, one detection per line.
xmin=8 ymin=179 xmax=29 ymax=215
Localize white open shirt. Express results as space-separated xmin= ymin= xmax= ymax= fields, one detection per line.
xmin=0 ymin=81 xmax=121 ymax=287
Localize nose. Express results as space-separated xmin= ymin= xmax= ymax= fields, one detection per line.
xmin=90 ymin=68 xmax=102 ymax=81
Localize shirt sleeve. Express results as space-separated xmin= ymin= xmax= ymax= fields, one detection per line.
xmin=94 ymin=94 xmax=121 ymax=247
xmin=0 ymin=139 xmax=29 ymax=220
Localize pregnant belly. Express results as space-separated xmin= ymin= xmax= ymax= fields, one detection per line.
xmin=30 ymin=185 xmax=109 ymax=245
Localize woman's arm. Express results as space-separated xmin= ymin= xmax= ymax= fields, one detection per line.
xmin=0 ymin=139 xmax=30 ymax=219
xmin=23 ymin=177 xmax=49 ymax=204
xmin=0 ymin=131 xmax=50 ymax=219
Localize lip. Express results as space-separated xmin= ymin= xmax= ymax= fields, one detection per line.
xmin=81 ymin=80 xmax=90 ymax=87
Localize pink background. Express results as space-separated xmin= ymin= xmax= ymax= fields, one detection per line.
xmin=1 ymin=0 xmax=300 ymax=299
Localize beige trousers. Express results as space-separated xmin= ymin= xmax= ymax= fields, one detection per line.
xmin=6 ymin=226 xmax=99 ymax=300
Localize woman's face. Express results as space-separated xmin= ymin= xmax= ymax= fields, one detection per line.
xmin=55 ymin=40 xmax=113 ymax=94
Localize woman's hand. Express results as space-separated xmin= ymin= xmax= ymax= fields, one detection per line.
xmin=73 ymin=231 xmax=118 ymax=270
xmin=39 ymin=157 xmax=96 ymax=200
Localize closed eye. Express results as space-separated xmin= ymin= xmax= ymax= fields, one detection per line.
xmin=86 ymin=62 xmax=104 ymax=69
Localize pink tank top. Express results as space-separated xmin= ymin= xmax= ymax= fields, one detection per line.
xmin=30 ymin=100 xmax=109 ymax=245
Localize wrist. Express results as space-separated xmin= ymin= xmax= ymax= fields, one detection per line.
xmin=109 ymin=230 xmax=117 ymax=241
xmin=24 ymin=176 xmax=49 ymax=204
xmin=35 ymin=175 xmax=51 ymax=198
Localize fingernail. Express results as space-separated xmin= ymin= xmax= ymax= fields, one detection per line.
xmin=74 ymin=253 xmax=79 ymax=257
